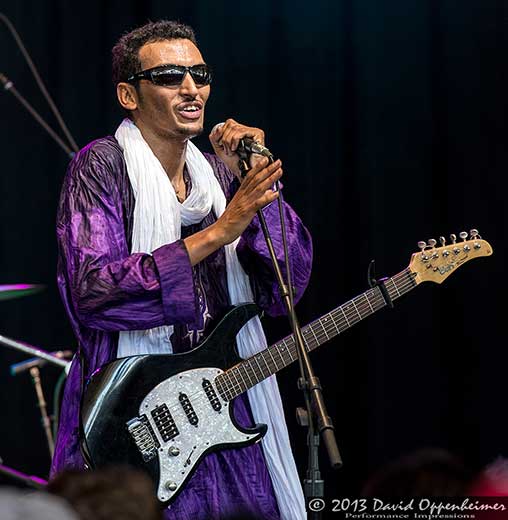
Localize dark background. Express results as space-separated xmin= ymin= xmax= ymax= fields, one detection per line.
xmin=0 ymin=0 xmax=506 ymax=502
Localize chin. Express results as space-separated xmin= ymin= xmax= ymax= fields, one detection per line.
xmin=176 ymin=122 xmax=204 ymax=138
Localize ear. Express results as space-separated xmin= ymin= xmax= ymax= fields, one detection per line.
xmin=117 ymin=82 xmax=139 ymax=111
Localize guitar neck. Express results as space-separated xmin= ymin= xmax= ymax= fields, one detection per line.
xmin=216 ymin=267 xmax=417 ymax=401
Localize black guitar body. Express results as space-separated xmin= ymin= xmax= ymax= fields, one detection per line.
xmin=80 ymin=303 xmax=267 ymax=504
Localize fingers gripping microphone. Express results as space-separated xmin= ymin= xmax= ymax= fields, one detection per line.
xmin=212 ymin=122 xmax=273 ymax=158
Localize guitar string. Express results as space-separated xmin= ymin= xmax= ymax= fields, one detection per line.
xmin=216 ymin=269 xmax=417 ymax=401
xmin=217 ymin=246 xmax=478 ymax=399
xmin=151 ymin=270 xmax=415 ymax=421
xmin=158 ymin=288 xmax=391 ymax=420
xmin=148 ymin=269 xmax=417 ymax=424
xmin=144 ymin=245 xmax=480 ymax=433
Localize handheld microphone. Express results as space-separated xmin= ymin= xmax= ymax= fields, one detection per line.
xmin=212 ymin=122 xmax=273 ymax=158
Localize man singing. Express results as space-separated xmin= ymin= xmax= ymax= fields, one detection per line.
xmin=51 ymin=20 xmax=312 ymax=520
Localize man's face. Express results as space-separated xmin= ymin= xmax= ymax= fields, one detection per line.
xmin=132 ymin=38 xmax=210 ymax=139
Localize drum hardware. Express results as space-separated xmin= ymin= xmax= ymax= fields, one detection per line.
xmin=0 ymin=455 xmax=48 ymax=489
xmin=0 ymin=283 xmax=45 ymax=301
xmin=11 ymin=351 xmax=73 ymax=458
xmin=1 ymin=334 xmax=72 ymax=458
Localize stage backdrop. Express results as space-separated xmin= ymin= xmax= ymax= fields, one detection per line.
xmin=0 ymin=0 xmax=506 ymax=498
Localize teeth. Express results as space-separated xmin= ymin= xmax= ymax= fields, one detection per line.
xmin=183 ymin=106 xmax=199 ymax=111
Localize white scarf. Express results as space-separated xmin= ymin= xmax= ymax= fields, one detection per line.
xmin=114 ymin=119 xmax=306 ymax=519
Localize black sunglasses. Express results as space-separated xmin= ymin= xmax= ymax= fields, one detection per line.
xmin=126 ymin=64 xmax=212 ymax=87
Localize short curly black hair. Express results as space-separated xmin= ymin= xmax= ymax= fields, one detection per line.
xmin=111 ymin=20 xmax=198 ymax=85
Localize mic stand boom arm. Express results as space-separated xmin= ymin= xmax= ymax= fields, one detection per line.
xmin=237 ymin=154 xmax=342 ymax=516
xmin=0 ymin=73 xmax=75 ymax=159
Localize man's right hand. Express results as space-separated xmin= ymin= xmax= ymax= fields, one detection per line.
xmin=183 ymin=157 xmax=282 ymax=265
xmin=214 ymin=157 xmax=282 ymax=245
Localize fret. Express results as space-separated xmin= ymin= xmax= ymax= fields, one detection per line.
xmin=390 ymin=277 xmax=401 ymax=297
xmin=317 ymin=318 xmax=330 ymax=339
xmin=405 ymin=268 xmax=417 ymax=292
xmin=282 ymin=338 xmax=295 ymax=362
xmin=219 ymin=371 xmax=231 ymax=400
xmin=351 ymin=298 xmax=362 ymax=320
xmin=318 ymin=318 xmax=330 ymax=340
xmin=375 ymin=286 xmax=386 ymax=306
xmin=214 ymin=375 xmax=224 ymax=398
xmin=278 ymin=340 xmax=289 ymax=366
xmin=253 ymin=354 xmax=265 ymax=380
xmin=339 ymin=306 xmax=350 ymax=327
xmin=368 ymin=287 xmax=379 ymax=305
xmin=308 ymin=325 xmax=319 ymax=347
xmin=275 ymin=341 xmax=286 ymax=366
xmin=240 ymin=362 xmax=255 ymax=389
xmin=344 ymin=303 xmax=358 ymax=325
xmin=328 ymin=312 xmax=341 ymax=336
xmin=231 ymin=367 xmax=243 ymax=394
xmin=260 ymin=352 xmax=272 ymax=378
xmin=266 ymin=345 xmax=280 ymax=371
xmin=364 ymin=292 xmax=374 ymax=313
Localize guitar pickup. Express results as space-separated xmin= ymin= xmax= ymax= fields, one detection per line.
xmin=179 ymin=392 xmax=199 ymax=426
xmin=151 ymin=403 xmax=179 ymax=442
xmin=202 ymin=378 xmax=222 ymax=412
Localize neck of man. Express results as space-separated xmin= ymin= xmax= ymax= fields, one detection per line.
xmin=134 ymin=118 xmax=188 ymax=183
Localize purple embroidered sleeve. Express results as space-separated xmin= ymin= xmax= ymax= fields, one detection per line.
xmin=57 ymin=140 xmax=197 ymax=332
xmin=238 ymin=198 xmax=313 ymax=316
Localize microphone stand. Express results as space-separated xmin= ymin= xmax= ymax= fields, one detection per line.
xmin=237 ymin=152 xmax=342 ymax=518
xmin=0 ymin=12 xmax=79 ymax=157
xmin=0 ymin=73 xmax=75 ymax=159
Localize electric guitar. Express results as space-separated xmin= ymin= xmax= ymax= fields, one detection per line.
xmin=80 ymin=230 xmax=492 ymax=505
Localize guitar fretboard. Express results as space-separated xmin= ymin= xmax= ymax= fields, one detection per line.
xmin=215 ymin=268 xmax=417 ymax=401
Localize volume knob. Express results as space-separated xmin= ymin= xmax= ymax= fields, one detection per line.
xmin=165 ymin=481 xmax=178 ymax=491
xmin=168 ymin=446 xmax=180 ymax=457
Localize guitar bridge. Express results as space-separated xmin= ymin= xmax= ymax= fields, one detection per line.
xmin=126 ymin=415 xmax=160 ymax=462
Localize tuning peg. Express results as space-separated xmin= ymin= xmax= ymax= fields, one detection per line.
xmin=450 ymin=234 xmax=457 ymax=244
xmin=439 ymin=236 xmax=446 ymax=246
xmin=428 ymin=238 xmax=437 ymax=248
xmin=459 ymin=231 xmax=468 ymax=241
xmin=417 ymin=241 xmax=430 ymax=260
xmin=470 ymin=229 xmax=482 ymax=249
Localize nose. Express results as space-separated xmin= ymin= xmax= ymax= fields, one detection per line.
xmin=179 ymin=71 xmax=199 ymax=97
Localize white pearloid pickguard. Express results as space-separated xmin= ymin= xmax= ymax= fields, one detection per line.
xmin=137 ymin=367 xmax=255 ymax=503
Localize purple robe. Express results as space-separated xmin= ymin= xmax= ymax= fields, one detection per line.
xmin=51 ymin=136 xmax=313 ymax=519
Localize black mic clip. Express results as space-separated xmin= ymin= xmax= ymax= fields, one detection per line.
xmin=236 ymin=138 xmax=274 ymax=178
xmin=236 ymin=140 xmax=252 ymax=163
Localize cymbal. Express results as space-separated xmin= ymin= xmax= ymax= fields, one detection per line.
xmin=0 ymin=284 xmax=45 ymax=301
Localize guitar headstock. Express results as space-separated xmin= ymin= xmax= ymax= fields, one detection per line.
xmin=408 ymin=229 xmax=493 ymax=284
